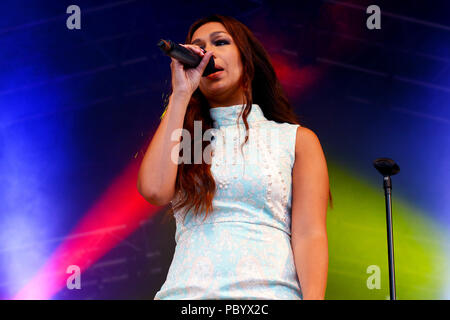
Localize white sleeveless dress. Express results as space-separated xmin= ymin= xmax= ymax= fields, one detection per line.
xmin=154 ymin=104 xmax=302 ymax=299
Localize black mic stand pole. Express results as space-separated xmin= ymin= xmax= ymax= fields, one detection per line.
xmin=373 ymin=158 xmax=400 ymax=300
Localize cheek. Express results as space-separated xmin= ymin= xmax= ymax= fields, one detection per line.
xmin=228 ymin=56 xmax=242 ymax=79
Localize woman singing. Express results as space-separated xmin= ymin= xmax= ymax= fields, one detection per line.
xmin=137 ymin=14 xmax=331 ymax=300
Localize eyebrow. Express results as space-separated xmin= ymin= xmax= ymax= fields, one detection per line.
xmin=191 ymin=31 xmax=228 ymax=45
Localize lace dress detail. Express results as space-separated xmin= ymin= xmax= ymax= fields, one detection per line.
xmin=154 ymin=104 xmax=302 ymax=300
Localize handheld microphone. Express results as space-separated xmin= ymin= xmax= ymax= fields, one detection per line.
xmin=157 ymin=39 xmax=217 ymax=77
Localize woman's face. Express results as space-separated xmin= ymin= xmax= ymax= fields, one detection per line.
xmin=191 ymin=22 xmax=244 ymax=107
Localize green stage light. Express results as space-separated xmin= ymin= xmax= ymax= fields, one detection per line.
xmin=325 ymin=160 xmax=448 ymax=300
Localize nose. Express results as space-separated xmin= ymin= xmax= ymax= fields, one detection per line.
xmin=204 ymin=44 xmax=216 ymax=59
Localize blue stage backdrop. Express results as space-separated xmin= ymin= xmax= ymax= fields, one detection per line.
xmin=0 ymin=0 xmax=449 ymax=299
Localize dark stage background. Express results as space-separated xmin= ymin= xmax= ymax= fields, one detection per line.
xmin=0 ymin=0 xmax=449 ymax=299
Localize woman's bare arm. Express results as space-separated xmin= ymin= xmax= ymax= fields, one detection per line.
xmin=137 ymin=93 xmax=190 ymax=205
xmin=291 ymin=126 xmax=329 ymax=300
xmin=137 ymin=46 xmax=213 ymax=206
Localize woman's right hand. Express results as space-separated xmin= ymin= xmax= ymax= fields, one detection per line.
xmin=170 ymin=44 xmax=214 ymax=98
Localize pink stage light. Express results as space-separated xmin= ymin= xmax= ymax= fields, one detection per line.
xmin=13 ymin=158 xmax=160 ymax=299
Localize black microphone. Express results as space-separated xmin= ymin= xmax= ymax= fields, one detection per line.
xmin=157 ymin=39 xmax=217 ymax=77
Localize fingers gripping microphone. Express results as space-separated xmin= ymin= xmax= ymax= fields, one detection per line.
xmin=157 ymin=39 xmax=217 ymax=77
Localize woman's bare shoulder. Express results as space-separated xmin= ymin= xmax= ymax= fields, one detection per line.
xmin=294 ymin=126 xmax=324 ymax=159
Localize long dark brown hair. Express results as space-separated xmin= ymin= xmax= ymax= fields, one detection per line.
xmin=164 ymin=14 xmax=332 ymax=223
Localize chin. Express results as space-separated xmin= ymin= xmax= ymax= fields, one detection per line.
xmin=203 ymin=84 xmax=229 ymax=95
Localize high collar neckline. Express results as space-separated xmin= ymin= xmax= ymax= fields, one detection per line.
xmin=209 ymin=104 xmax=266 ymax=128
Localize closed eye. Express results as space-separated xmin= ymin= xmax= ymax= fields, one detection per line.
xmin=214 ymin=39 xmax=229 ymax=46
xmin=198 ymin=39 xmax=229 ymax=50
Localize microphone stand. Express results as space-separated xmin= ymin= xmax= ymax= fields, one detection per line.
xmin=373 ymin=158 xmax=400 ymax=300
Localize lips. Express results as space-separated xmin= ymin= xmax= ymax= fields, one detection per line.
xmin=207 ymin=66 xmax=224 ymax=79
